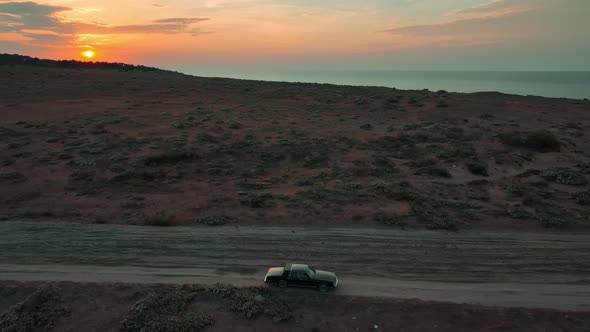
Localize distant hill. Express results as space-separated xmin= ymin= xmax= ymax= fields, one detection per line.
xmin=0 ymin=53 xmax=162 ymax=72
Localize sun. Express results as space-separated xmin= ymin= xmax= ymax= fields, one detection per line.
xmin=82 ymin=50 xmax=96 ymax=59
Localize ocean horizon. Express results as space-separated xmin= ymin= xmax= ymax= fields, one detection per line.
xmin=184 ymin=69 xmax=590 ymax=100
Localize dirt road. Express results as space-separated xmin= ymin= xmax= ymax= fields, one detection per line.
xmin=1 ymin=221 xmax=589 ymax=311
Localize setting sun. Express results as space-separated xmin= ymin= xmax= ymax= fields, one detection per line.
xmin=82 ymin=50 xmax=96 ymax=59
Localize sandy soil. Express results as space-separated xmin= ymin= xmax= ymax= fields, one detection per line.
xmin=1 ymin=221 xmax=589 ymax=311
xmin=1 ymin=65 xmax=589 ymax=231
xmin=1 ymin=281 xmax=590 ymax=332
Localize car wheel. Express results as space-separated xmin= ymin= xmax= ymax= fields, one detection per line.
xmin=319 ymin=283 xmax=329 ymax=293
xmin=278 ymin=280 xmax=288 ymax=288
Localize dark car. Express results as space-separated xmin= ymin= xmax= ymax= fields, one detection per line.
xmin=264 ymin=263 xmax=339 ymax=292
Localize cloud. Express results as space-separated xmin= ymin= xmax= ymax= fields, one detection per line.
xmin=378 ymin=0 xmax=586 ymax=48
xmin=450 ymin=0 xmax=539 ymax=18
xmin=0 ymin=1 xmax=70 ymax=16
xmin=155 ymin=18 xmax=209 ymax=24
xmin=0 ymin=1 xmax=209 ymax=48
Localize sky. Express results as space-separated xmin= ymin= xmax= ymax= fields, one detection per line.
xmin=0 ymin=0 xmax=589 ymax=71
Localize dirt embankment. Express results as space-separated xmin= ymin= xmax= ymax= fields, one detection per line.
xmin=1 ymin=281 xmax=589 ymax=332
xmin=1 ymin=65 xmax=590 ymax=231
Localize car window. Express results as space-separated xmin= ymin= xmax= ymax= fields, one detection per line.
xmin=291 ymin=271 xmax=309 ymax=280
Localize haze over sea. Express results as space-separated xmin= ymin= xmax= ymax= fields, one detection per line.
xmin=186 ymin=69 xmax=590 ymax=100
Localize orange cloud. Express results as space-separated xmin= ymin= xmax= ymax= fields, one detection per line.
xmin=0 ymin=1 xmax=209 ymax=51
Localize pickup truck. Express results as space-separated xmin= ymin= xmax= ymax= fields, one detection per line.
xmin=264 ymin=263 xmax=339 ymax=292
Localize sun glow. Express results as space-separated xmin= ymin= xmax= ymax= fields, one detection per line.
xmin=82 ymin=50 xmax=96 ymax=59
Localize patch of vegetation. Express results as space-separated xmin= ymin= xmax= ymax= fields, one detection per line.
xmin=197 ymin=216 xmax=232 ymax=226
xmin=228 ymin=290 xmax=265 ymax=319
xmin=373 ymin=212 xmax=407 ymax=227
xmin=139 ymin=314 xmax=214 ymax=332
xmin=0 ymin=53 xmax=161 ymax=71
xmin=143 ymin=210 xmax=175 ymax=226
xmin=408 ymin=158 xmax=437 ymax=168
xmin=196 ymin=133 xmax=219 ymax=143
xmin=263 ymin=299 xmax=293 ymax=323
xmin=171 ymin=111 xmax=212 ymax=129
xmin=372 ymin=181 xmax=419 ymax=201
xmin=86 ymin=112 xmax=128 ymax=127
xmin=505 ymin=207 xmax=531 ymax=219
xmin=536 ymin=212 xmax=568 ymax=229
xmin=239 ymin=192 xmax=276 ymax=208
xmin=412 ymin=204 xmax=459 ymax=231
xmin=3 ymin=191 xmax=41 ymax=204
xmin=120 ymin=199 xmax=146 ymax=209
xmin=144 ymin=151 xmax=199 ymax=166
xmin=228 ymin=121 xmax=242 ymax=129
xmin=207 ymin=284 xmax=291 ymax=323
xmin=68 ymin=169 xmax=95 ymax=183
xmin=360 ymin=123 xmax=373 ymax=130
xmin=237 ymin=180 xmax=273 ymax=190
xmin=0 ymin=286 xmax=70 ymax=332
xmin=517 ymin=169 xmax=541 ymax=178
xmin=524 ymin=130 xmax=562 ymax=152
xmin=542 ymin=167 xmax=587 ymax=186
xmin=573 ymin=190 xmax=590 ymax=205
xmin=499 ymin=130 xmax=561 ymax=152
xmin=522 ymin=193 xmax=543 ymax=206
xmin=120 ymin=287 xmax=212 ymax=332
xmin=467 ymin=161 xmax=489 ymax=176
xmin=207 ymin=159 xmax=235 ymax=176
xmin=296 ymin=172 xmax=332 ymax=186
xmin=0 ymin=171 xmax=27 ymax=183
xmin=438 ymin=145 xmax=476 ymax=160
xmin=417 ymin=166 xmax=452 ymax=178
xmin=504 ymin=182 xmax=525 ymax=197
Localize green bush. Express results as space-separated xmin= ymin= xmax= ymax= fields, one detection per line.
xmin=523 ymin=130 xmax=561 ymax=152
xmin=239 ymin=192 xmax=275 ymax=208
xmin=467 ymin=162 xmax=488 ymax=176
xmin=542 ymin=167 xmax=587 ymax=186
xmin=412 ymin=204 xmax=459 ymax=231
xmin=499 ymin=130 xmax=560 ymax=152
xmin=0 ymin=286 xmax=70 ymax=332
xmin=143 ymin=211 xmax=175 ymax=226
xmin=573 ymin=190 xmax=590 ymax=205
xmin=228 ymin=121 xmax=242 ymax=129
xmin=505 ymin=207 xmax=531 ymax=219
xmin=537 ymin=214 xmax=568 ymax=229
xmin=140 ymin=314 xmax=213 ymax=332
xmin=197 ymin=216 xmax=232 ymax=226
xmin=144 ymin=151 xmax=199 ymax=166
xmin=418 ymin=166 xmax=452 ymax=178
xmin=0 ymin=171 xmax=27 ymax=183
xmin=237 ymin=180 xmax=272 ymax=190
xmin=120 ymin=288 xmax=206 ymax=332
xmin=373 ymin=212 xmax=407 ymax=227
xmin=372 ymin=181 xmax=419 ymax=201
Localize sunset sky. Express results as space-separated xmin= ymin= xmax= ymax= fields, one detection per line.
xmin=0 ymin=0 xmax=588 ymax=71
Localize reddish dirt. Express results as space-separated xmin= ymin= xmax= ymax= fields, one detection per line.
xmin=0 ymin=65 xmax=589 ymax=231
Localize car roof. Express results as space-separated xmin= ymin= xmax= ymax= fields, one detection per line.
xmin=287 ymin=263 xmax=309 ymax=271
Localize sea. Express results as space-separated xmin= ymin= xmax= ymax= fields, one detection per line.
xmin=186 ymin=69 xmax=590 ymax=100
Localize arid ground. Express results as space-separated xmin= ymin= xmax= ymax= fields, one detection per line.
xmin=1 ymin=58 xmax=590 ymax=331
xmin=2 ymin=281 xmax=590 ymax=332
xmin=1 ymin=61 xmax=589 ymax=230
